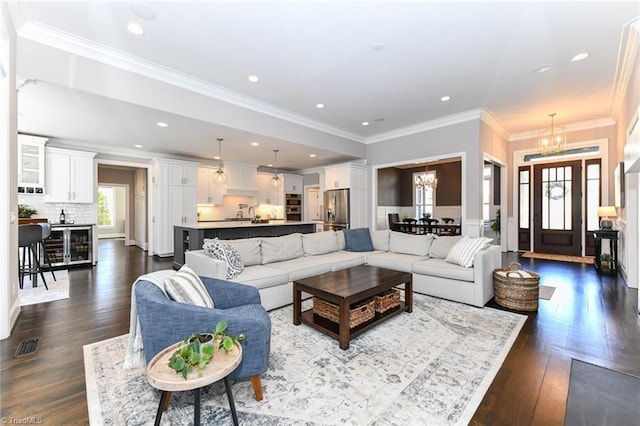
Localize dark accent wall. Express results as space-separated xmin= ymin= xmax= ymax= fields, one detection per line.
xmin=377 ymin=161 xmax=462 ymax=206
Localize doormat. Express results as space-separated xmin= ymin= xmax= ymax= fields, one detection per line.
xmin=565 ymin=359 xmax=640 ymax=425
xmin=521 ymin=252 xmax=594 ymax=265
xmin=538 ymin=285 xmax=555 ymax=300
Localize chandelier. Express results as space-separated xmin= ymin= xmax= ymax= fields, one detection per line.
xmin=213 ymin=138 xmax=227 ymax=185
xmin=415 ymin=165 xmax=438 ymax=189
xmin=538 ymin=113 xmax=566 ymax=156
xmin=270 ymin=149 xmax=282 ymax=188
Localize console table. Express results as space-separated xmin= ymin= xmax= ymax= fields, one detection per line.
xmin=593 ymin=229 xmax=618 ymax=275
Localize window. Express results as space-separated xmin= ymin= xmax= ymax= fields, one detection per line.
xmin=414 ymin=171 xmax=436 ymax=218
xmin=98 ymin=186 xmax=115 ymax=227
xmin=483 ymin=165 xmax=492 ymax=222
xmin=586 ymin=161 xmax=601 ymax=231
xmin=519 ymin=168 xmax=530 ymax=229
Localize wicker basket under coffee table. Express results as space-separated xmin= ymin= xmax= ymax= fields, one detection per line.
xmin=293 ymin=265 xmax=412 ymax=350
xmin=493 ymin=262 xmax=540 ymax=311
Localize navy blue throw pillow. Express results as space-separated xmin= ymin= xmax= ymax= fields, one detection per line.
xmin=343 ymin=228 xmax=374 ymax=252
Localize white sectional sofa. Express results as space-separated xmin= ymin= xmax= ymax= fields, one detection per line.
xmin=185 ymin=229 xmax=501 ymax=311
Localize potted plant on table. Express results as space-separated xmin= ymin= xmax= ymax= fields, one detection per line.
xmin=18 ymin=204 xmax=38 ymax=218
xmin=168 ymin=321 xmax=247 ymax=379
xmin=600 ymin=253 xmax=613 ymax=269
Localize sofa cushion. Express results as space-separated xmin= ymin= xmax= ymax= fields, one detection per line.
xmin=336 ymin=230 xmax=346 ymax=250
xmin=203 ymin=238 xmax=244 ymax=279
xmin=344 ymin=228 xmax=374 ymax=252
xmin=311 ymin=250 xmax=368 ymax=271
xmin=412 ymin=258 xmax=474 ymax=282
xmin=163 ymin=265 xmax=215 ymax=308
xmin=267 ymin=257 xmax=333 ymax=281
xmin=302 ymin=231 xmax=338 ymax=256
xmin=370 ymin=229 xmax=390 ymax=251
xmin=228 ymin=265 xmax=290 ymax=290
xmin=366 ymin=252 xmax=428 ymax=273
xmin=428 ymin=235 xmax=465 ymax=259
xmin=223 ymin=238 xmax=262 ymax=266
xmin=389 ymin=231 xmax=433 ymax=256
xmin=445 ymin=236 xmax=492 ymax=267
xmin=261 ymin=233 xmax=304 ymax=264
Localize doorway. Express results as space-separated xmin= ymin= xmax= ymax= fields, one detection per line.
xmin=305 ymin=186 xmax=321 ymax=221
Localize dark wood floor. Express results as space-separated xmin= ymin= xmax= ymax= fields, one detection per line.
xmin=1 ymin=241 xmax=638 ymax=425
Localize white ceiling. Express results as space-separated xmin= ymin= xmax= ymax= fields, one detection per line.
xmin=9 ymin=1 xmax=640 ymax=170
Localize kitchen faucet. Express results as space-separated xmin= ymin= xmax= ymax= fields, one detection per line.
xmin=248 ymin=206 xmax=255 ymax=220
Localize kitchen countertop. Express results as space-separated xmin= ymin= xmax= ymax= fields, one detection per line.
xmin=178 ymin=220 xmax=323 ymax=230
xmin=50 ymin=223 xmax=96 ymax=227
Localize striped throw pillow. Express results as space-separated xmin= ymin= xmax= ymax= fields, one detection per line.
xmin=164 ymin=265 xmax=214 ymax=308
xmin=444 ymin=237 xmax=492 ymax=268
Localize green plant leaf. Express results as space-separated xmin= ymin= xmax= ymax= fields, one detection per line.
xmin=215 ymin=321 xmax=228 ymax=334
xmin=221 ymin=336 xmax=233 ymax=352
xmin=201 ymin=343 xmax=214 ymax=356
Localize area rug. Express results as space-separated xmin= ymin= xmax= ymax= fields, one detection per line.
xmin=84 ymin=293 xmax=526 ymax=425
xmin=539 ymin=285 xmax=556 ymax=300
xmin=521 ymin=252 xmax=595 ymax=264
xmin=565 ymin=359 xmax=640 ymax=425
xmin=19 ymin=269 xmax=69 ymax=306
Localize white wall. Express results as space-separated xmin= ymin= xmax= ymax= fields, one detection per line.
xmin=1 ymin=4 xmax=19 ymax=339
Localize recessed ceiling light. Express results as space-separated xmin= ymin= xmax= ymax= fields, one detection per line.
xmin=374 ymin=43 xmax=385 ymax=51
xmin=130 ymin=3 xmax=156 ymax=20
xmin=214 ymin=155 xmax=221 ymax=160
xmin=156 ymin=121 xmax=168 ymax=128
xmin=316 ymin=103 xmax=325 ymax=109
xmin=134 ymin=144 xmax=143 ymax=148
xmin=309 ymin=154 xmax=316 ymax=158
xmin=440 ymin=96 xmax=451 ymax=102
xmin=362 ymin=121 xmax=370 ymax=126
xmin=248 ymin=75 xmax=260 ymax=83
xmin=251 ymin=142 xmax=259 ymax=146
xmin=532 ymin=64 xmax=552 ymax=73
xmin=126 ymin=22 xmax=144 ymax=36
xmin=571 ymin=52 xmax=590 ymax=62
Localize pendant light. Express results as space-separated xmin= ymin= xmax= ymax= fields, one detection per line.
xmin=213 ymin=138 xmax=227 ymax=185
xmin=538 ymin=113 xmax=566 ymax=156
xmin=415 ymin=164 xmax=438 ymax=189
xmin=271 ymin=149 xmax=282 ymax=188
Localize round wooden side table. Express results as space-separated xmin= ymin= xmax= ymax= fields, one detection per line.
xmin=146 ymin=339 xmax=243 ymax=426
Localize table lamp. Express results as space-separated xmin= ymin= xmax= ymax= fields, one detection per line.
xmin=597 ymin=206 xmax=617 ymax=229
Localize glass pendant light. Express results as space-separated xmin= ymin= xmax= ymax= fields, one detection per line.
xmin=271 ymin=149 xmax=282 ymax=188
xmin=213 ymin=138 xmax=227 ymax=185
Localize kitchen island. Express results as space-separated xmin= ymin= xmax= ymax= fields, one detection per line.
xmin=173 ymin=220 xmax=323 ymax=269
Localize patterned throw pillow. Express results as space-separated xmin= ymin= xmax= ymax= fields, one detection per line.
xmin=203 ymin=238 xmax=245 ymax=279
xmin=444 ymin=236 xmax=492 ymax=268
xmin=164 ymin=265 xmax=214 ymax=307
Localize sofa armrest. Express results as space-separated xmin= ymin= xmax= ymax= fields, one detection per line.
xmin=473 ymin=245 xmax=501 ymax=305
xmin=185 ymin=250 xmax=226 ymax=280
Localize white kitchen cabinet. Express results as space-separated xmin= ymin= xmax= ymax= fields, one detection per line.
xmin=197 ymin=167 xmax=224 ymax=205
xmin=324 ymin=164 xmax=354 ymax=189
xmin=225 ymin=162 xmax=258 ymax=195
xmin=151 ymin=159 xmax=198 ymax=256
xmin=45 ymin=147 xmax=96 ymax=203
xmin=18 ymin=134 xmax=47 ymax=193
xmin=283 ymin=173 xmax=303 ymax=194
xmin=257 ymin=172 xmax=282 ymax=205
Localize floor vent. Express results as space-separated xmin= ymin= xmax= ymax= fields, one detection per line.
xmin=15 ymin=338 xmax=40 ymax=357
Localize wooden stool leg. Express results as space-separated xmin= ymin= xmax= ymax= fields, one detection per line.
xmin=193 ymin=388 xmax=201 ymax=426
xmin=162 ymin=391 xmax=172 ymax=411
xmin=251 ymin=375 xmax=263 ymax=401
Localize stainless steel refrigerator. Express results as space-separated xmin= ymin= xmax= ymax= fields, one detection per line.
xmin=324 ymin=189 xmax=350 ymax=231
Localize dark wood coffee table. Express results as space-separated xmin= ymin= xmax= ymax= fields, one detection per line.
xmin=293 ymin=265 xmax=412 ymax=350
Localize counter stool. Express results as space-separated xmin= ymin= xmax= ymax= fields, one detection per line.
xmin=38 ymin=223 xmax=56 ymax=281
xmin=18 ymin=224 xmax=49 ymax=290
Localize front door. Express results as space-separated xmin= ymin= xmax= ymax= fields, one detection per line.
xmin=533 ymin=161 xmax=582 ymax=256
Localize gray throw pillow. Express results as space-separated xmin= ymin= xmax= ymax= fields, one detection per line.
xmin=343 ymin=228 xmax=374 ymax=252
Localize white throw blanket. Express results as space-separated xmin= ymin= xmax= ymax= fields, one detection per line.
xmin=123 ymin=270 xmax=175 ymax=369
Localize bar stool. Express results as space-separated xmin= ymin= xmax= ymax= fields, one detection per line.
xmin=18 ymin=224 xmax=49 ymax=290
xmin=38 ymin=223 xmax=56 ymax=281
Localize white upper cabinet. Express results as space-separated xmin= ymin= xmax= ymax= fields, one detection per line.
xmin=169 ymin=163 xmax=197 ymax=187
xmin=18 ymin=135 xmax=47 ymax=193
xmin=324 ymin=163 xmax=365 ymax=189
xmin=257 ymin=172 xmax=282 ymax=205
xmin=197 ymin=167 xmax=224 ymax=205
xmin=45 ymin=147 xmax=96 ymax=203
xmin=283 ymin=173 xmax=303 ymax=194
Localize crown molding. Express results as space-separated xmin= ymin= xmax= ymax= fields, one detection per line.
xmin=17 ymin=22 xmax=367 ymax=144
xmin=479 ymin=108 xmax=510 ymax=140
xmin=365 ymin=109 xmax=486 ymax=144
xmin=611 ymin=17 xmax=640 ymax=118
xmin=509 ymin=117 xmax=616 ymax=142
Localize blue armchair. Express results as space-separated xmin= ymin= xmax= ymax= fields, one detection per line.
xmin=135 ymin=275 xmax=271 ymax=400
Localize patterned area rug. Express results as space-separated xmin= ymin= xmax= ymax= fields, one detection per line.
xmin=522 ymin=252 xmax=595 ymax=264
xmin=84 ymin=294 xmax=526 ymax=425
xmin=19 ymin=269 xmax=69 ymax=306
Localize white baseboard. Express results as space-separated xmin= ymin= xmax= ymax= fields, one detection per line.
xmin=135 ymin=240 xmax=148 ymax=251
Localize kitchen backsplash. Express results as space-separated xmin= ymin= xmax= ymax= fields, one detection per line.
xmin=197 ymin=195 xmax=284 ymax=221
xmin=18 ymin=194 xmax=97 ymax=224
